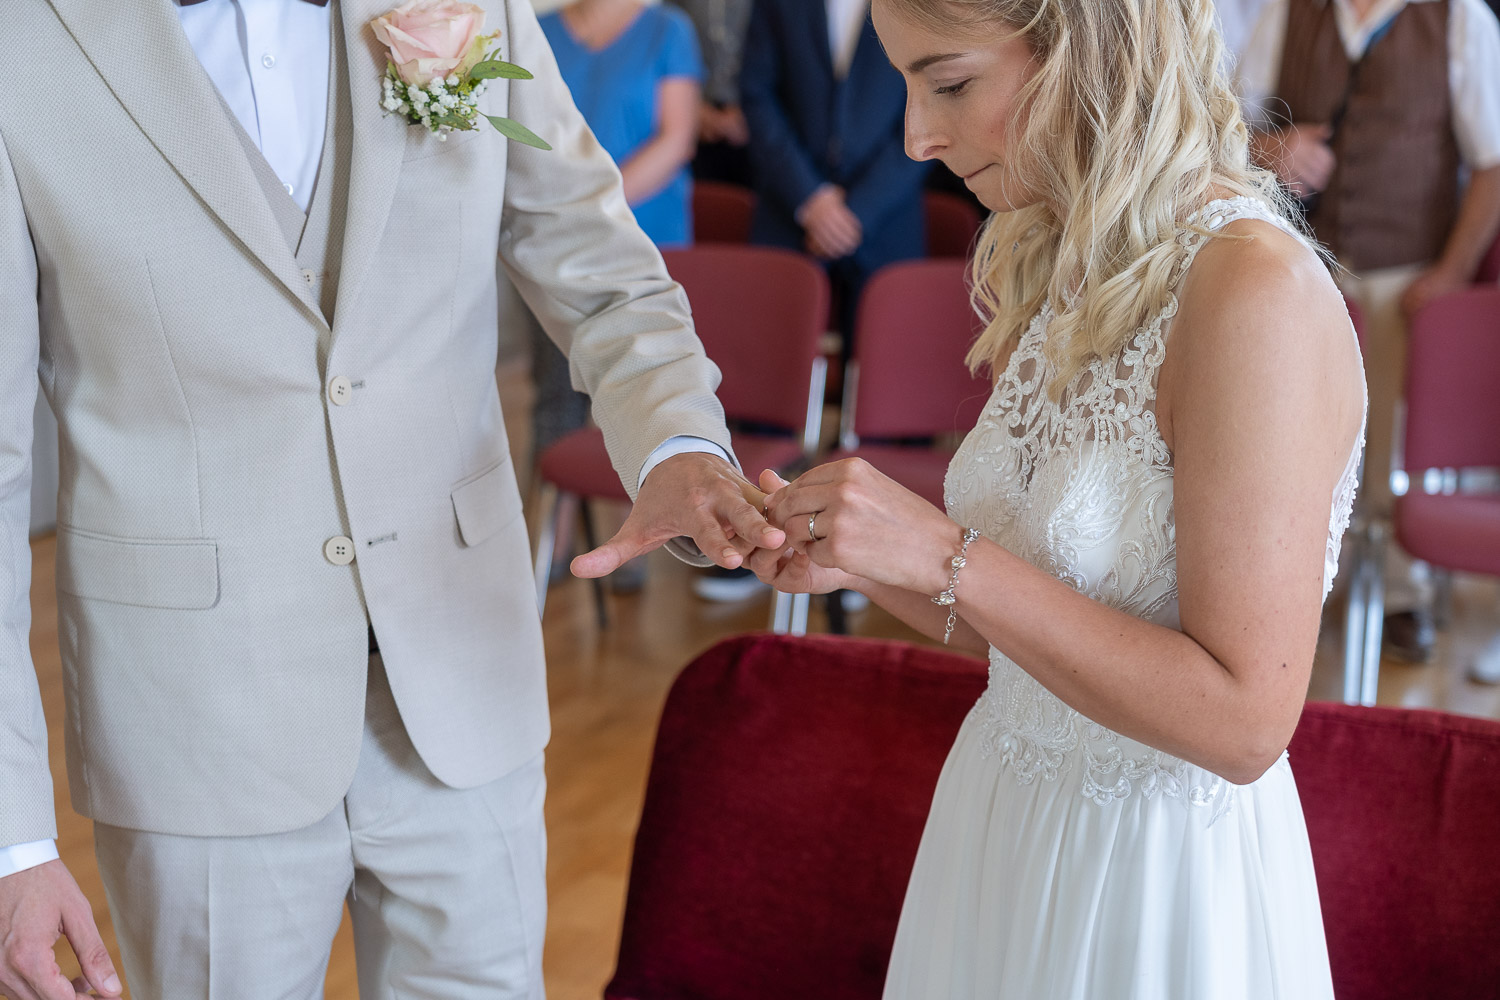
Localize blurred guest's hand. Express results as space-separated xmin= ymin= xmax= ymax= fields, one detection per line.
xmin=700 ymin=103 xmax=750 ymax=146
xmin=1400 ymin=262 xmax=1468 ymax=321
xmin=1267 ymin=123 xmax=1335 ymax=198
xmin=797 ymin=185 xmax=862 ymax=260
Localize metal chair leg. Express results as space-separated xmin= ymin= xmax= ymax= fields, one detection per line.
xmin=1359 ymin=522 xmax=1388 ymax=707
xmin=789 ymin=593 xmax=810 ymax=636
xmin=1341 ymin=526 xmax=1369 ymax=706
xmin=770 ymin=591 xmax=793 ymax=633
xmin=1432 ymin=567 xmax=1455 ymax=630
xmin=578 ymin=499 xmax=609 ymax=630
xmin=768 ymin=591 xmax=812 ymax=635
xmin=533 ymin=488 xmax=577 ymax=620
xmin=533 ymin=485 xmax=560 ymax=616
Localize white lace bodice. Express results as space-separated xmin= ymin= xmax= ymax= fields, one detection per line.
xmin=946 ymin=197 xmax=1366 ymax=816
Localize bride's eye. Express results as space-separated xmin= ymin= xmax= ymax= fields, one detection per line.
xmin=935 ymin=79 xmax=971 ymax=97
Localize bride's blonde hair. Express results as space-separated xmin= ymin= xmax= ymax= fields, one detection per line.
xmin=886 ymin=0 xmax=1295 ymax=391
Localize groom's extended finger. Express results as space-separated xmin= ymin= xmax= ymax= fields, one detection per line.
xmin=571 ymin=525 xmax=650 ymax=579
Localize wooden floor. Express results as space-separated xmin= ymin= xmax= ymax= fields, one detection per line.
xmin=30 ymin=361 xmax=1500 ymax=999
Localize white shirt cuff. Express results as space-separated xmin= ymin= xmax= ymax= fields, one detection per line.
xmin=0 ymin=840 xmax=59 ymax=879
xmin=639 ymin=435 xmax=733 ymax=489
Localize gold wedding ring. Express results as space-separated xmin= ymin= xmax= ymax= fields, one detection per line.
xmin=808 ymin=512 xmax=822 ymax=542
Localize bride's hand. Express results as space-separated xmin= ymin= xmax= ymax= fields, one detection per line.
xmin=760 ymin=461 xmax=963 ymax=596
xmin=747 ymin=470 xmax=863 ymax=594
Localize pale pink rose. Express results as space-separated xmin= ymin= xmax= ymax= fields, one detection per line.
xmin=372 ymin=0 xmax=496 ymax=86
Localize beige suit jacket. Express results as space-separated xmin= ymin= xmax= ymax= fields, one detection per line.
xmin=0 ymin=0 xmax=733 ymax=842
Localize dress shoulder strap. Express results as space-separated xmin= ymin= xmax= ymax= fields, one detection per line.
xmin=1110 ymin=197 xmax=1314 ymax=404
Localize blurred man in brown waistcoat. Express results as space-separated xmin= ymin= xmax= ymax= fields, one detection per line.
xmin=1236 ymin=0 xmax=1500 ymax=661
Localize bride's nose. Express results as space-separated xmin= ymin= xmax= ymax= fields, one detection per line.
xmin=905 ymin=102 xmax=949 ymax=162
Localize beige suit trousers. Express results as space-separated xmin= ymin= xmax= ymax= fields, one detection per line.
xmin=93 ymin=657 xmax=547 ymax=1000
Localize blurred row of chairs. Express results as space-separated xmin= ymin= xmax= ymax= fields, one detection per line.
xmin=1341 ymin=284 xmax=1500 ymax=704
xmin=691 ymin=181 xmax=984 ymax=261
xmin=531 ymin=243 xmax=988 ymax=628
xmin=532 ymin=183 xmax=1500 ymax=695
xmin=531 ymin=184 xmax=988 ymax=628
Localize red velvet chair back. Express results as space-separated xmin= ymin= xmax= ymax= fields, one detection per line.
xmin=1289 ymin=702 xmax=1500 ymax=1000
xmin=661 ymin=245 xmax=829 ymax=433
xmin=1403 ymin=287 xmax=1500 ymax=471
xmin=605 ymin=634 xmax=986 ymax=1000
xmin=848 ymin=259 xmax=992 ymax=441
xmin=609 ymin=635 xmax=1500 ymax=1000
xmin=924 ymin=190 xmax=983 ymax=259
xmin=692 ymin=181 xmax=756 ymax=245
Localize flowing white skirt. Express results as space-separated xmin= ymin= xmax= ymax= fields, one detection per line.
xmin=883 ymin=709 xmax=1336 ymax=1000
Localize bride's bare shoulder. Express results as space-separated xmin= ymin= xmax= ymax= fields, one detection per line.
xmin=1159 ymin=216 xmax=1363 ymax=452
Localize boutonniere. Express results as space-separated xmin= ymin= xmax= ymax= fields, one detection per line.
xmin=371 ymin=1 xmax=551 ymax=150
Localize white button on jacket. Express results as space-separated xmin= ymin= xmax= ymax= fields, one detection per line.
xmin=324 ymin=537 xmax=355 ymax=566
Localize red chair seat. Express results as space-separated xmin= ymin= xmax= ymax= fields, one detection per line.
xmin=827 ymin=445 xmax=954 ymax=508
xmin=1396 ymin=492 xmax=1500 ymax=576
xmin=536 ymin=427 xmax=630 ymax=501
xmin=1290 ymin=702 xmax=1500 ymax=1000
xmin=609 ymin=635 xmax=1500 ymax=1000
xmin=606 ymin=635 xmax=986 ymax=1000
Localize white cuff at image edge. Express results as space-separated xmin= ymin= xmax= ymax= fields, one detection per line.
xmin=638 ymin=435 xmax=733 ymax=489
xmin=0 ymin=839 xmax=59 ymax=879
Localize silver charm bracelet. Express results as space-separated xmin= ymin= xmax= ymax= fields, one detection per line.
xmin=932 ymin=527 xmax=981 ymax=644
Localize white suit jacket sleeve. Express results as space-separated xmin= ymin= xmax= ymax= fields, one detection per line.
xmin=492 ymin=0 xmax=737 ymax=501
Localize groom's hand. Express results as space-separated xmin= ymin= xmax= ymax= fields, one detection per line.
xmin=571 ymin=453 xmax=786 ymax=578
xmin=0 ymin=861 xmax=122 ymax=1000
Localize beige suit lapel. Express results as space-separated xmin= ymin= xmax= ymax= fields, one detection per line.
xmin=48 ymin=0 xmax=325 ymax=325
xmin=333 ymin=0 xmax=410 ymax=337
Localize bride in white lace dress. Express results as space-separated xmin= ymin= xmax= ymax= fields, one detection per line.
xmin=751 ymin=1 xmax=1367 ymax=997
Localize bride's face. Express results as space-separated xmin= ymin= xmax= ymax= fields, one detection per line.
xmin=872 ymin=0 xmax=1040 ymax=213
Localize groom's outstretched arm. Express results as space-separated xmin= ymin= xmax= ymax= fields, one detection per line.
xmin=492 ymin=0 xmax=782 ymax=566
xmin=0 ymin=126 xmax=124 ymax=1000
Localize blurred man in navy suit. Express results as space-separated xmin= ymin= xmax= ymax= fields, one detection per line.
xmin=739 ymin=0 xmax=929 ymax=347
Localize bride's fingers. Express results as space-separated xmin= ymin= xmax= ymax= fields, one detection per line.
xmin=763 ymin=483 xmax=844 ymax=529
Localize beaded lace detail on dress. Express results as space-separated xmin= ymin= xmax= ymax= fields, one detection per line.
xmin=945 ymin=197 xmax=1366 ymax=817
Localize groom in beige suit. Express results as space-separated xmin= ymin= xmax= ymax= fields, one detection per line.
xmin=0 ymin=0 xmax=783 ymax=997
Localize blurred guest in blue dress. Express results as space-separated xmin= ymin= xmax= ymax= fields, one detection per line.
xmin=540 ymin=0 xmax=703 ymax=248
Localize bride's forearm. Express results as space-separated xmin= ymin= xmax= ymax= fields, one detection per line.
xmin=952 ymin=540 xmax=1298 ymax=784
xmin=852 ymin=579 xmax=990 ymax=657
